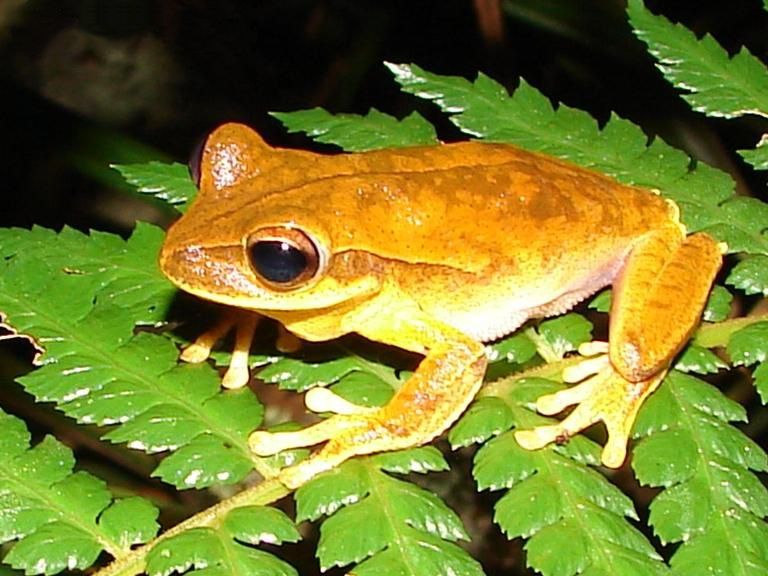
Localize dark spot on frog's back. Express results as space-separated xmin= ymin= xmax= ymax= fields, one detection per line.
xmin=527 ymin=178 xmax=579 ymax=221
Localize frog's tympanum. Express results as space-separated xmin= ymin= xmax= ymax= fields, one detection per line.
xmin=160 ymin=123 xmax=722 ymax=488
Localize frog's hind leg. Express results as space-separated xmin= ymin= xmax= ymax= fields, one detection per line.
xmin=249 ymin=294 xmax=487 ymax=488
xmin=516 ymin=226 xmax=722 ymax=467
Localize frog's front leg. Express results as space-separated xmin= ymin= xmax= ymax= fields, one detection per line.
xmin=180 ymin=309 xmax=302 ymax=389
xmin=516 ymin=225 xmax=722 ymax=467
xmin=249 ymin=297 xmax=487 ymax=489
xmin=180 ymin=309 xmax=261 ymax=389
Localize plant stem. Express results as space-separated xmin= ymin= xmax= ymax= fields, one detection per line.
xmin=93 ymin=478 xmax=290 ymax=576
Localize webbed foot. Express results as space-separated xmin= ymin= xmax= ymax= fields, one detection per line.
xmin=515 ymin=341 xmax=666 ymax=467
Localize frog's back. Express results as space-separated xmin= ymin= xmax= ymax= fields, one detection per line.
xmin=326 ymin=143 xmax=676 ymax=341
xmin=276 ymin=141 xmax=675 ymax=272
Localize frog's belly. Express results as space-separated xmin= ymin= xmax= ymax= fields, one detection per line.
xmin=407 ymin=253 xmax=628 ymax=343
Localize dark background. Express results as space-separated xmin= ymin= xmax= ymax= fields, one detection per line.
xmin=1 ymin=0 xmax=766 ymax=234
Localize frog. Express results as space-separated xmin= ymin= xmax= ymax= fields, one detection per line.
xmin=159 ymin=122 xmax=723 ymax=489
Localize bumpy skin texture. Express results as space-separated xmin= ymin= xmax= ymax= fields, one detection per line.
xmin=160 ymin=123 xmax=722 ymax=487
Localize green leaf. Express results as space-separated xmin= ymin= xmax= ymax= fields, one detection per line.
xmin=740 ymin=136 xmax=768 ymax=170
xmin=755 ymin=362 xmax=768 ymax=403
xmin=386 ymin=62 xmax=737 ymax=240
xmin=727 ymin=321 xmax=768 ymax=366
xmin=727 ymin=255 xmax=768 ymax=296
xmin=354 ymin=531 xmax=482 ymax=576
xmin=627 ymin=0 xmax=768 ymax=120
xmin=330 ymin=372 xmax=394 ymax=407
xmin=372 ymin=446 xmax=449 ymax=475
xmin=152 ymin=433 xmax=256 ymax=489
xmin=0 ymin=226 xmax=275 ymax=488
xmin=686 ymin=196 xmax=768 ymax=255
xmin=0 ymin=410 xmax=159 ymax=575
xmin=296 ymin=456 xmax=479 ymax=575
xmin=0 ymin=224 xmax=175 ymax=324
xmin=703 ymin=285 xmax=732 ymax=322
xmin=147 ymin=526 xmax=297 ymax=576
xmin=474 ymin=378 xmax=665 ymax=575
xmin=271 ymin=108 xmax=438 ymax=151
xmin=449 ymin=396 xmax=514 ymax=448
xmin=727 ymin=321 xmax=768 ymax=404
xmin=113 ymin=162 xmax=197 ymax=211
xmin=535 ymin=313 xmax=593 ymax=361
xmin=4 ymin=522 xmax=102 ymax=576
xmin=224 ymin=507 xmax=300 ymax=546
xmin=259 ymin=355 xmax=398 ymax=392
xmin=99 ymin=497 xmax=160 ymax=548
xmin=589 ymin=289 xmax=612 ymax=313
xmin=488 ymin=332 xmax=537 ymax=364
xmin=295 ymin=463 xmax=368 ymax=523
xmin=633 ymin=372 xmax=768 ymax=574
xmin=146 ymin=528 xmax=222 ymax=576
xmin=675 ymin=344 xmax=727 ymax=374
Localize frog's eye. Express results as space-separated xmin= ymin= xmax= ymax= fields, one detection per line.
xmin=246 ymin=227 xmax=321 ymax=289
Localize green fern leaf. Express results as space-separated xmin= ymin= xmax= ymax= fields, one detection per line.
xmin=468 ymin=378 xmax=668 ymax=576
xmin=113 ymin=162 xmax=197 ymax=211
xmin=534 ymin=313 xmax=593 ymax=361
xmin=675 ymin=344 xmax=728 ymax=374
xmin=755 ymin=362 xmax=768 ymax=403
xmin=384 ymin=63 xmax=748 ymax=254
xmin=146 ymin=508 xmax=299 ymax=576
xmin=702 ymin=285 xmax=733 ymax=322
xmin=727 ymin=321 xmax=768 ymax=366
xmin=271 ymin=108 xmax=438 ymax=151
xmin=627 ymin=0 xmax=768 ymax=120
xmin=259 ymin=354 xmax=400 ymax=394
xmin=0 ymin=226 xmax=274 ymax=489
xmin=727 ymin=321 xmax=768 ymax=402
xmin=0 ymin=224 xmax=174 ymax=323
xmin=0 ymin=409 xmax=159 ymax=575
xmin=589 ymin=290 xmax=612 ymax=313
xmin=633 ymin=372 xmax=768 ymax=574
xmin=684 ymin=196 xmax=768 ymax=254
xmin=740 ymin=136 xmax=768 ymax=170
xmin=488 ymin=331 xmax=537 ymax=364
xmin=727 ymin=255 xmax=768 ymax=296
xmin=449 ymin=396 xmax=514 ymax=448
xmin=295 ymin=450 xmax=482 ymax=575
xmin=98 ymin=497 xmax=160 ymax=548
xmin=329 ymin=370 xmax=395 ymax=407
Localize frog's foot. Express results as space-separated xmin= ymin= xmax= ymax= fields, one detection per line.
xmin=250 ymin=409 xmax=414 ymax=489
xmin=515 ymin=344 xmax=666 ymax=467
xmin=180 ymin=311 xmax=261 ymax=389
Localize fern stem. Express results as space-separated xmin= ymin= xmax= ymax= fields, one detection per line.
xmin=693 ymin=313 xmax=768 ymax=348
xmin=92 ymin=478 xmax=290 ymax=576
xmin=482 ymin=313 xmax=768 ymax=399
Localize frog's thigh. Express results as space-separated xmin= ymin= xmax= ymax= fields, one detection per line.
xmin=516 ymin=228 xmax=721 ymax=467
xmin=250 ymin=300 xmax=487 ymax=488
xmin=609 ymin=228 xmax=722 ymax=381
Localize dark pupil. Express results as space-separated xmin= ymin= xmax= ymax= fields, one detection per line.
xmin=249 ymin=241 xmax=307 ymax=283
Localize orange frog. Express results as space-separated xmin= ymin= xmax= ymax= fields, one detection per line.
xmin=160 ymin=123 xmax=722 ymax=488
